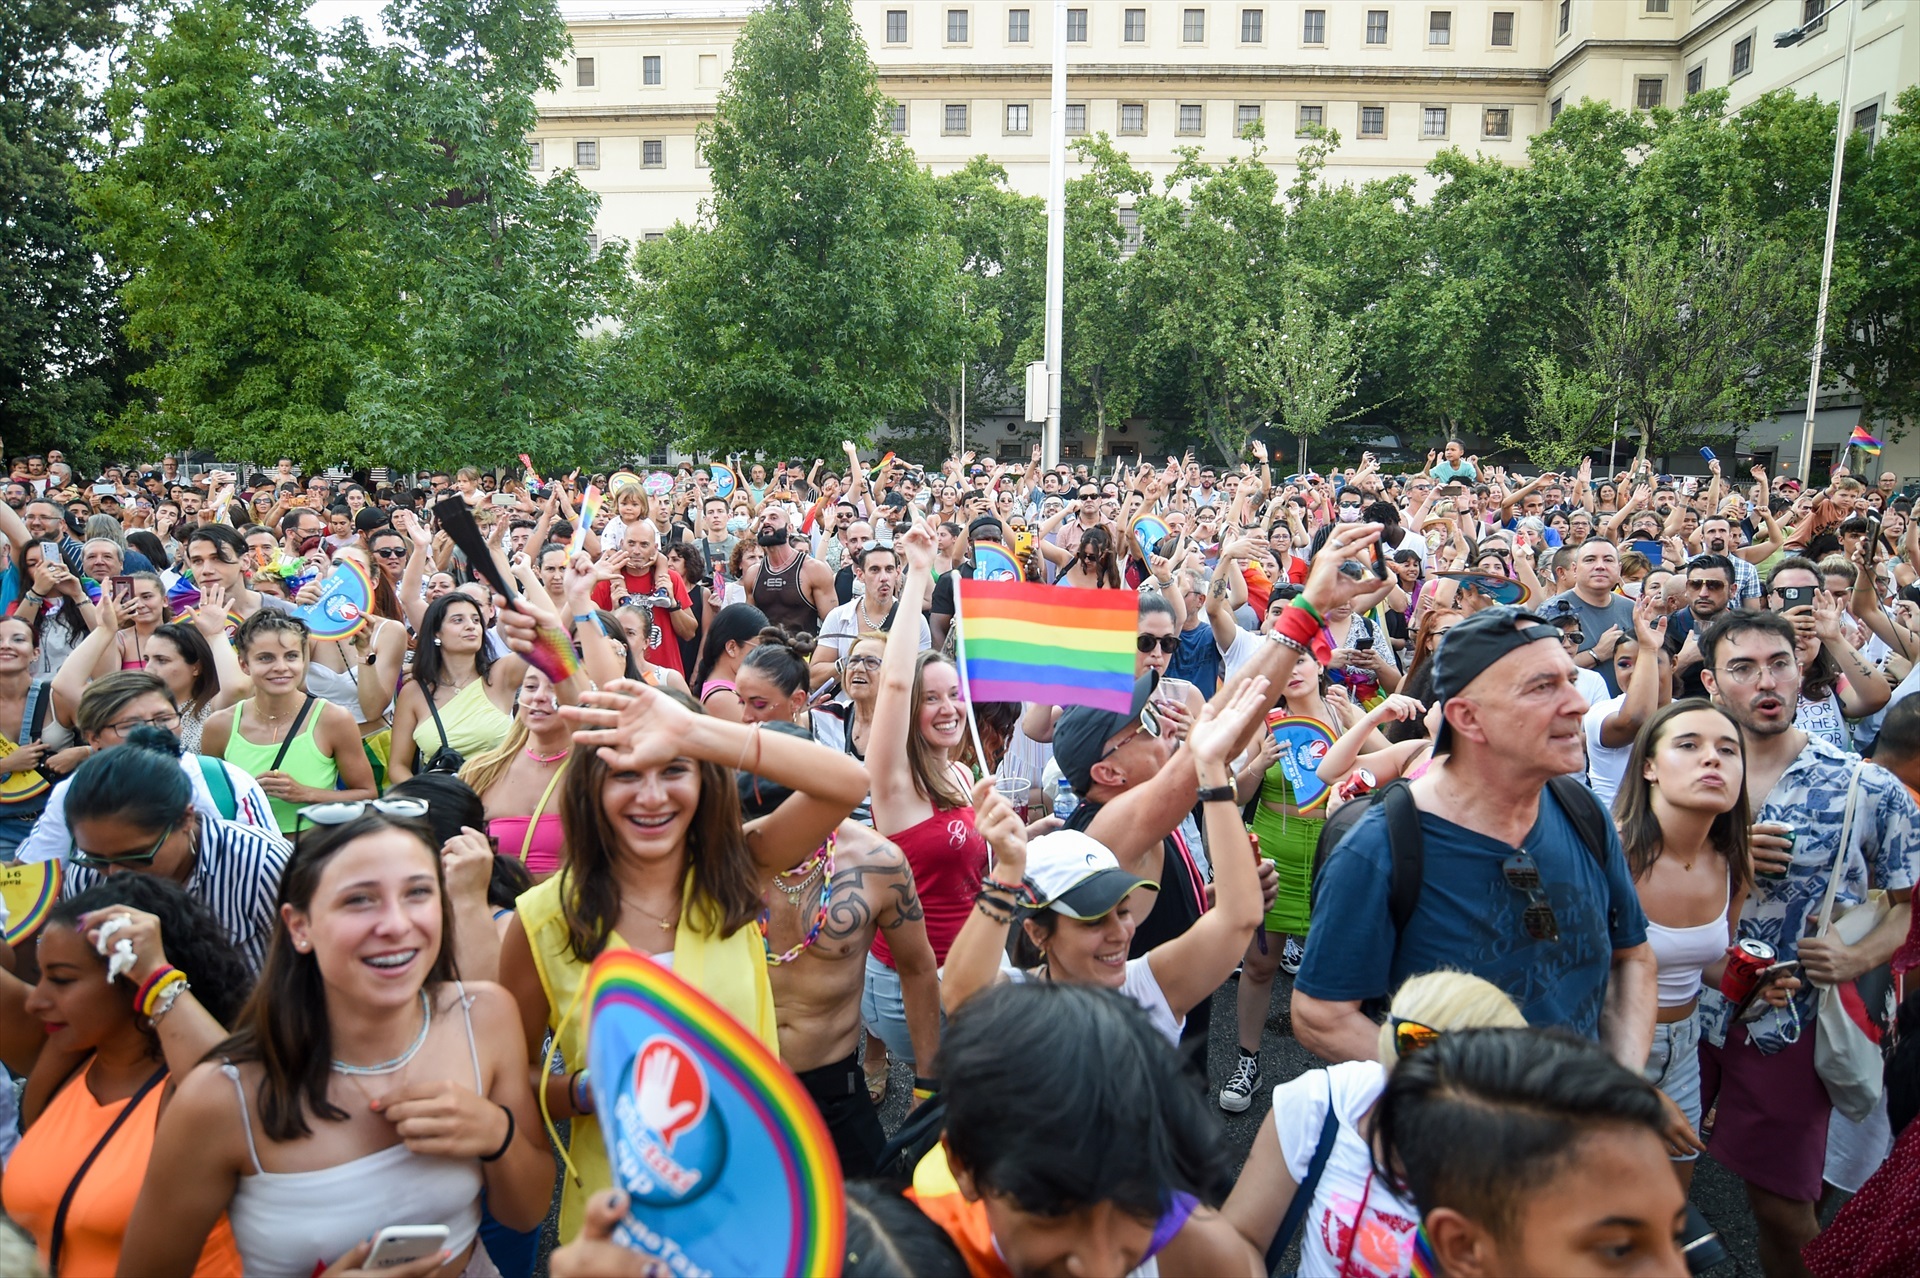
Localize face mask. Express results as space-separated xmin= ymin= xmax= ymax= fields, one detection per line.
xmin=1338 ymin=506 xmax=1362 ymax=523
xmin=1622 ymin=581 xmax=1644 ymax=598
xmin=756 ymin=527 xmax=786 ymax=547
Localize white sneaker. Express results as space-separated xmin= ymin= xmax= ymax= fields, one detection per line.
xmin=1219 ymin=1052 xmax=1262 ymax=1113
xmin=1280 ymin=936 xmax=1305 ymax=976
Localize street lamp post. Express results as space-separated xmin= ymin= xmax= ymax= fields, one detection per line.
xmin=1041 ymin=0 xmax=1066 ymax=470
xmin=1781 ymin=0 xmax=1859 ymax=481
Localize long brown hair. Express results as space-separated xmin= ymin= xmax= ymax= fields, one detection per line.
xmin=554 ymin=690 xmax=764 ymax=962
xmin=907 ymin=651 xmax=970 ymax=810
xmin=214 ymin=814 xmax=458 ymax=1141
xmin=1613 ymin=698 xmax=1753 ymax=896
xmin=1403 ymin=607 xmax=1461 ymax=691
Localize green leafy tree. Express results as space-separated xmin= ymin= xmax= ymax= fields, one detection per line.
xmin=638 ymin=0 xmax=966 ymax=459
xmin=1053 ymin=136 xmax=1151 ymax=462
xmin=1 ymin=0 xmax=140 ymax=451
xmin=1235 ymin=285 xmax=1364 ymax=472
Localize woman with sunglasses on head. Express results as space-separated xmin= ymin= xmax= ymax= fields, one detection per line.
xmin=1221 ymin=972 xmax=1527 ymax=1275
xmin=58 ymin=726 xmax=291 ymax=977
xmin=201 ymin=612 xmax=378 ymax=837
xmin=0 ymin=875 xmax=251 ymax=1277
xmin=688 ymin=602 xmax=769 ymax=722
xmin=1373 ymin=1027 xmax=1691 ymax=1278
xmin=120 ymin=806 xmax=553 ymax=1278
xmin=457 ymin=665 xmax=573 ymax=884
xmin=493 ymin=671 xmax=869 ymax=1241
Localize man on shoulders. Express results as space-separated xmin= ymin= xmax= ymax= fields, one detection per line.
xmin=1293 ymin=606 xmax=1657 ymax=1070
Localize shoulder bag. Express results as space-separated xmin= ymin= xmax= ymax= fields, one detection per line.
xmin=1813 ymin=766 xmax=1893 ymax=1123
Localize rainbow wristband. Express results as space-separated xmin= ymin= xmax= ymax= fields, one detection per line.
xmin=140 ymin=968 xmax=186 ymax=1019
xmin=132 ymin=964 xmax=175 ymax=1011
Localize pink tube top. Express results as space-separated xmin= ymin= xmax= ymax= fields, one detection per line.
xmin=488 ymin=813 xmax=565 ymax=876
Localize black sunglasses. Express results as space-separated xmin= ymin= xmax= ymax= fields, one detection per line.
xmin=1502 ymin=851 xmax=1560 ymax=942
xmin=1136 ymin=634 xmax=1179 ymax=654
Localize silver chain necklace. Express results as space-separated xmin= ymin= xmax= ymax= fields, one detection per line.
xmin=331 ymin=990 xmax=431 ymax=1076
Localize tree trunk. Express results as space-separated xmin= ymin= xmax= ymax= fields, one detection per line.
xmin=947 ymin=384 xmax=963 ymax=459
xmin=1094 ymin=397 xmax=1107 ymax=464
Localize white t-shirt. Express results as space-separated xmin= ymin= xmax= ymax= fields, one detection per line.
xmin=1584 ymin=693 xmax=1635 ymax=809
xmin=817 ymin=598 xmax=931 ymax=660
xmin=1271 ymin=1061 xmax=1419 ymax=1278
xmin=1574 ymin=666 xmax=1610 ymax=708
xmin=1004 ymin=955 xmax=1183 ymax=1046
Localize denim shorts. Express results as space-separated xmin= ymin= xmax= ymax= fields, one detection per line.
xmin=1643 ymin=1010 xmax=1703 ymax=1160
xmin=861 ymin=953 xmax=916 ymax=1069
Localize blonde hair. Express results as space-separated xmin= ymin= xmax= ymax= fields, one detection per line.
xmin=1377 ymin=970 xmax=1527 ymax=1067
xmin=458 ymin=715 xmax=530 ymax=797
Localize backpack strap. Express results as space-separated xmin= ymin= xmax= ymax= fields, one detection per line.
xmin=1267 ymin=1073 xmax=1342 ymax=1275
xmin=1380 ymin=779 xmax=1426 ymax=934
xmin=198 ymin=754 xmax=238 ymax=821
xmin=1545 ymin=774 xmax=1612 ymax=870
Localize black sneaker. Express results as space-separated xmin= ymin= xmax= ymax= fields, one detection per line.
xmin=1219 ymin=1052 xmax=1261 ymax=1114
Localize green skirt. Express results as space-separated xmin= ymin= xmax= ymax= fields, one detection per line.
xmin=1247 ymin=805 xmax=1323 ymax=936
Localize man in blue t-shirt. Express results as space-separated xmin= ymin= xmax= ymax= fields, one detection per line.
xmin=1292 ymin=605 xmax=1656 ymax=1070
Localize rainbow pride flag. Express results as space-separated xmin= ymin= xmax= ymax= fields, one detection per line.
xmin=956 ymin=579 xmax=1137 ymax=712
xmin=1850 ymin=426 xmax=1882 ymax=456
xmin=571 ymin=484 xmax=602 ymax=553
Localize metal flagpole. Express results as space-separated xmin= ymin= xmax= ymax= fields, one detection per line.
xmin=948 ymin=568 xmax=992 ymax=777
xmin=1041 ymin=0 xmax=1067 ymax=470
xmin=1789 ymin=0 xmax=1859 ymax=481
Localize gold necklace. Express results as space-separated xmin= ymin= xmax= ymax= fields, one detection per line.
xmin=630 ymin=897 xmax=680 ymax=932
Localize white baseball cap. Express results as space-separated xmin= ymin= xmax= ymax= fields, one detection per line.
xmin=1024 ymin=830 xmax=1158 ymax=920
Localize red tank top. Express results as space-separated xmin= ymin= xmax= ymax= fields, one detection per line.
xmin=872 ymin=802 xmax=987 ymax=968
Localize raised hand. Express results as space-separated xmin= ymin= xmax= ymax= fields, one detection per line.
xmin=564 ymin=680 xmax=700 ymax=772
xmin=1188 ymin=676 xmax=1271 ymax=768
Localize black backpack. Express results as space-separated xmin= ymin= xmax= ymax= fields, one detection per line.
xmin=1309 ymin=774 xmax=1613 ymax=935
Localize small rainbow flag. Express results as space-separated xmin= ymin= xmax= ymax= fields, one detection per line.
xmin=572 ymin=484 xmax=602 ymax=554
xmin=1850 ymin=426 xmax=1882 ymax=456
xmin=956 ymin=579 xmax=1138 ymax=712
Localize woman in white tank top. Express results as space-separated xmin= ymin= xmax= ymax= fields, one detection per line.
xmin=119 ymin=807 xmax=552 ymax=1277
xmin=1611 ymin=699 xmax=1782 ymax=1192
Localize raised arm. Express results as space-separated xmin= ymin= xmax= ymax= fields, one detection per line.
xmin=869 ymin=520 xmax=940 ymax=831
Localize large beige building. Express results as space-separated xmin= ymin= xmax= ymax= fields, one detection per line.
xmin=533 ymin=0 xmax=1919 ymax=468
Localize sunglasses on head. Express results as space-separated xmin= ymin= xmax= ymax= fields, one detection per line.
xmin=1390 ymin=1016 xmax=1441 ymax=1059
xmin=1136 ymin=633 xmax=1179 ymax=654
xmin=298 ymin=797 xmax=431 ymax=829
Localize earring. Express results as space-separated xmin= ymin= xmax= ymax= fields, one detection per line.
xmin=433 ymin=638 xmax=442 ymax=646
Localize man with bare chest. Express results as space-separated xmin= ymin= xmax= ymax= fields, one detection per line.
xmin=741 ymin=744 xmax=941 ymax=1176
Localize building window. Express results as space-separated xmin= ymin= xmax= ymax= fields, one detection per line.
xmin=890 ymin=103 xmax=908 ymax=134
xmin=1237 ymin=103 xmax=1262 ymax=133
xmin=1801 ymin=0 xmax=1826 ymax=33
xmin=586 ymin=233 xmax=600 ymax=254
xmin=1422 ymin=106 xmax=1448 ymax=138
xmin=643 ymin=55 xmax=661 ymax=85
xmin=1124 ymin=8 xmax=1146 ymax=41
xmin=643 ymin=232 xmax=664 ymax=242
xmin=947 ymin=9 xmax=968 ymax=42
xmin=1854 ymin=101 xmax=1880 ymax=145
xmin=1242 ymin=8 xmax=1264 ymax=42
xmin=1120 ymin=102 xmax=1145 ymax=133
xmin=1491 ymin=11 xmax=1514 ymax=46
xmin=1008 ymin=8 xmax=1029 ymax=42
xmin=944 ymin=102 xmax=969 ymax=134
xmin=1065 ymin=102 xmax=1087 ymax=134
xmin=1366 ymin=9 xmax=1388 ymax=42
xmin=527 ymin=138 xmax=543 ymax=170
xmin=1302 ymin=9 xmax=1325 ymax=43
xmin=1731 ymin=33 xmax=1753 ymax=78
xmin=695 ymin=142 xmax=707 ymax=167
xmin=1686 ymin=63 xmax=1705 ymax=95
xmin=1429 ymin=11 xmax=1451 ymax=45
xmin=1558 ymin=0 xmax=1570 ymax=37
xmin=1297 ymin=104 xmax=1325 ymax=134
xmin=1636 ymin=77 xmax=1665 ymax=109
xmin=574 ymin=139 xmax=598 ymax=168
xmin=1483 ymin=107 xmax=1511 ymax=138
xmin=1549 ymin=96 xmax=1564 ymax=122
xmin=1647 ymin=0 xmax=1671 ymax=10
xmin=575 ymin=57 xmax=595 ymax=87
xmin=1178 ymin=102 xmax=1204 ymax=134
xmin=886 ymin=9 xmax=907 ymax=42
xmin=1360 ymin=105 xmax=1386 ymax=137
xmin=1006 ymin=103 xmax=1030 ymax=134
xmin=642 ymin=139 xmax=664 ymax=167
xmin=1182 ymin=8 xmax=1205 ymax=41
xmin=1118 ymin=206 xmax=1141 ymax=253
xmin=1067 ymin=8 xmax=1087 ymax=41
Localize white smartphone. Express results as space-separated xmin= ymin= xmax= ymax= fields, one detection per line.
xmin=365 ymin=1225 xmax=451 ymax=1270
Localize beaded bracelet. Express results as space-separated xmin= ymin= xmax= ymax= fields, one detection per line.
xmin=978 ymin=876 xmax=1031 ymax=904
xmin=972 ymin=895 xmax=1015 ymax=925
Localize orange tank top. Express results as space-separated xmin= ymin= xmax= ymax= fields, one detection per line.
xmin=3 ymin=1062 xmax=242 ymax=1276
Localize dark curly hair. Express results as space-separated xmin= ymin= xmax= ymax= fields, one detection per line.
xmin=50 ymin=874 xmax=254 ymax=1034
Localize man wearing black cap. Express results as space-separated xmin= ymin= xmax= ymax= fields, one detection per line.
xmin=928 ymin=516 xmax=1007 ymax=651
xmin=1292 ymin=605 xmax=1657 ymax=1072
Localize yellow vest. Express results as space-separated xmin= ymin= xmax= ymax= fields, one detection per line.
xmin=517 ymin=872 xmax=778 ymax=1240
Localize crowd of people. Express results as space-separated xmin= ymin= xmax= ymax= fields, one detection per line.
xmin=0 ymin=440 xmax=1915 ymax=1277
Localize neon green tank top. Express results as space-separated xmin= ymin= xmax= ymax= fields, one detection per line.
xmin=221 ymin=698 xmax=336 ymax=833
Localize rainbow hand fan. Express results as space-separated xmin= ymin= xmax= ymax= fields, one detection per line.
xmin=291 ymin=559 xmax=374 ymax=641
xmin=585 ymin=950 xmax=844 ymax=1277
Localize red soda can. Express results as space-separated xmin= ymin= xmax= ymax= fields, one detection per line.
xmin=1719 ymin=939 xmax=1776 ymax=1005
xmin=1337 ymin=768 xmax=1379 ymax=802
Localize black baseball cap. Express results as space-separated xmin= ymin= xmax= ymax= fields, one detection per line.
xmin=965 ymin=516 xmax=1005 ymax=544
xmin=1430 ymin=606 xmax=1563 ymax=751
xmin=1053 ymin=671 xmax=1160 ymax=797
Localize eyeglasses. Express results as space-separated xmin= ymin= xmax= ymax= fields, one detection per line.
xmin=1687 ymin=579 xmax=1729 ymax=592
xmin=103 ymin=709 xmax=180 ymax=738
xmin=1390 ymin=1016 xmax=1441 ymax=1059
xmin=1136 ymin=634 xmax=1179 ymax=654
xmin=843 ymin=654 xmax=883 ymax=671
xmin=1715 ymin=655 xmax=1796 ymax=686
xmin=1557 ymin=630 xmax=1585 ymax=646
xmin=71 ymin=820 xmax=177 ymax=871
xmin=1502 ymin=851 xmax=1560 ymax=942
xmin=300 ymin=797 xmax=431 ymax=828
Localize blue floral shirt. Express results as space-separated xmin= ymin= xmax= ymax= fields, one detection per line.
xmin=1702 ymin=734 xmax=1920 ymax=1052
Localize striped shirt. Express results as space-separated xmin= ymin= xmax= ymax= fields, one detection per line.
xmin=16 ymin=754 xmax=276 ymax=867
xmin=63 ymin=817 xmax=291 ymax=976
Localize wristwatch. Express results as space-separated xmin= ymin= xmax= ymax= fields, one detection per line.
xmin=1196 ymin=783 xmax=1237 ymax=804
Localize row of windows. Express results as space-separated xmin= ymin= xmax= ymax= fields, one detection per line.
xmin=573 ymin=54 xmax=664 ymax=88
xmin=883 ymin=7 xmax=1516 ymax=50
xmin=531 ymin=139 xmax=686 ymax=170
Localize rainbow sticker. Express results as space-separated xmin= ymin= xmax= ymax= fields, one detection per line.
xmin=292 ymin=560 xmax=374 ymax=642
xmin=969 ymin=541 xmax=1022 ymax=583
xmin=709 ymin=464 xmax=736 ymax=498
xmin=0 ymin=860 xmax=61 ymax=945
xmin=1267 ymin=712 xmax=1337 ymax=811
xmin=585 ymin=949 xmax=844 ymax=1278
